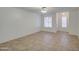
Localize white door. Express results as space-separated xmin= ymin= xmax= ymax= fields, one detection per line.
xmin=56 ymin=12 xmax=69 ymax=32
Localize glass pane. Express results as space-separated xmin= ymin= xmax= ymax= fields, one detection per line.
xmin=62 ymin=16 xmax=67 ymax=28
xmin=44 ymin=17 xmax=52 ymax=28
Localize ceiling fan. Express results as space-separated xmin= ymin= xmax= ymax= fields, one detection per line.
xmin=41 ymin=7 xmax=48 ymax=13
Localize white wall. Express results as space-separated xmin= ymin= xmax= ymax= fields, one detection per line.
xmin=69 ymin=11 xmax=79 ymax=36
xmin=0 ymin=7 xmax=41 ymax=43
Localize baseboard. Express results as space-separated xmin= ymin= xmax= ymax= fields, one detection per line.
xmin=56 ymin=31 xmax=69 ymax=33
xmin=69 ymin=32 xmax=79 ymax=38
xmin=78 ymin=36 xmax=79 ymax=39
xmin=0 ymin=29 xmax=40 ymax=44
xmin=40 ymin=29 xmax=57 ymax=33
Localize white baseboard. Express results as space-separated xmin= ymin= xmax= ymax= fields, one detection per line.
xmin=78 ymin=36 xmax=79 ymax=39
xmin=69 ymin=32 xmax=79 ymax=39
xmin=0 ymin=29 xmax=40 ymax=43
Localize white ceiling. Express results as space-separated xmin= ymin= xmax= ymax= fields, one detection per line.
xmin=20 ymin=7 xmax=79 ymax=15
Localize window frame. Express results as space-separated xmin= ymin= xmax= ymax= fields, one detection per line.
xmin=44 ymin=16 xmax=52 ymax=28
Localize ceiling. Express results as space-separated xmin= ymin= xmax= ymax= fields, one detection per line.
xmin=20 ymin=7 xmax=79 ymax=15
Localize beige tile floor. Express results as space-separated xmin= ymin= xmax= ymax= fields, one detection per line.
xmin=0 ymin=31 xmax=79 ymax=51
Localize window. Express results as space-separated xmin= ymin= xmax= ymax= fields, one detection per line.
xmin=44 ymin=17 xmax=52 ymax=28
xmin=62 ymin=16 xmax=67 ymax=28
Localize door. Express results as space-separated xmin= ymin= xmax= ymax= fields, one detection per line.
xmin=56 ymin=12 xmax=69 ymax=32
